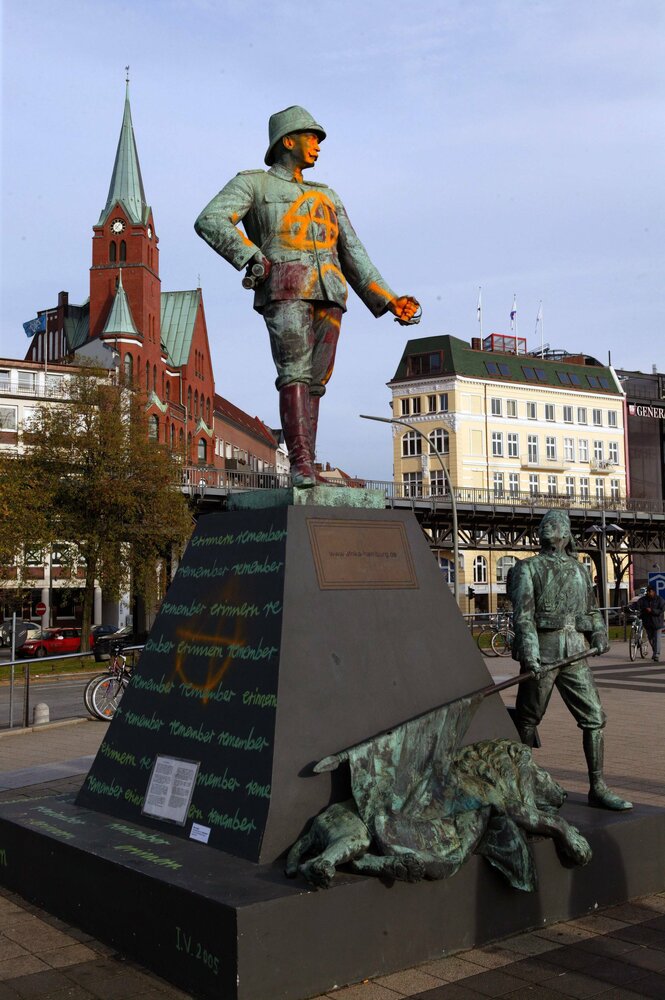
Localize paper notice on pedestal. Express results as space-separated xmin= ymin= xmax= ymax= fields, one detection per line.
xmin=142 ymin=755 xmax=200 ymax=826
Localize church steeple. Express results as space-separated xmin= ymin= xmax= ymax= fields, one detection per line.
xmin=98 ymin=81 xmax=149 ymax=226
xmin=101 ymin=272 xmax=140 ymax=339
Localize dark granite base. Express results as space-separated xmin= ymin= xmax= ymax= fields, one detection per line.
xmin=0 ymin=791 xmax=663 ymax=1000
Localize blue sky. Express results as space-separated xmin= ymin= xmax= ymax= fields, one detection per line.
xmin=1 ymin=0 xmax=663 ymax=478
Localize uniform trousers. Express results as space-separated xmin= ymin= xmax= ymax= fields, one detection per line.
xmin=262 ymin=300 xmax=343 ymax=396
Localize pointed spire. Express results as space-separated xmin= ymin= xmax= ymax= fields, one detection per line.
xmin=99 ymin=80 xmax=149 ymax=225
xmin=101 ymin=272 xmax=141 ymax=338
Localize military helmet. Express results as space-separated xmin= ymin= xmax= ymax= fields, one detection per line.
xmin=264 ymin=106 xmax=326 ymax=166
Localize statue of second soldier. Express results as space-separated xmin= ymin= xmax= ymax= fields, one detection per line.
xmin=195 ymin=106 xmax=420 ymax=488
xmin=511 ymin=510 xmax=631 ymax=811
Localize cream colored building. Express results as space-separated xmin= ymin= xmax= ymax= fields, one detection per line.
xmin=388 ymin=335 xmax=628 ymax=612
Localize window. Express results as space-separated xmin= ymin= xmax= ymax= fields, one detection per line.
xmin=547 ymin=475 xmax=558 ymax=495
xmin=493 ymin=472 xmax=504 ymax=496
xmin=557 ymin=372 xmax=570 ymax=385
xmin=123 ymin=352 xmax=133 ymax=382
xmin=563 ymin=405 xmax=573 ymax=423
xmin=403 ymin=472 xmax=423 ymax=497
xmin=198 ymin=438 xmax=207 ymax=464
xmin=473 ymin=556 xmax=488 ymax=584
xmin=535 ymin=368 xmax=547 ymax=382
xmin=491 ymin=398 xmax=502 ymax=417
xmin=595 ymin=478 xmax=605 ymax=500
xmin=587 ymin=375 xmax=600 ymax=388
xmin=439 ymin=393 xmax=449 ymax=412
xmin=206 ymin=399 xmax=211 ymax=424
xmin=608 ymin=410 xmax=618 ymax=428
xmin=429 ymin=428 xmax=449 ymax=454
xmin=170 ymin=424 xmax=175 ymax=449
xmin=187 ymin=387 xmax=192 ymax=411
xmin=400 ymin=398 xmax=410 ymax=416
xmin=546 ymin=436 xmax=556 ymax=460
xmin=25 ymin=547 xmax=44 ymax=567
xmin=569 ymin=373 xmax=582 ymax=386
xmin=507 ymin=432 xmax=519 ymax=458
xmin=0 ymin=369 xmax=10 ymax=391
xmin=165 ymin=381 xmax=170 ymax=401
xmin=411 ymin=397 xmax=422 ymax=415
xmin=148 ymin=415 xmax=159 ymax=441
xmin=153 ymin=365 xmax=157 ymax=392
xmin=580 ymin=554 xmax=593 ymax=576
xmin=528 ymin=473 xmax=540 ymax=495
xmin=506 ymin=399 xmax=517 ymax=418
xmin=406 ymin=351 xmax=443 ymax=376
xmin=545 ymin=403 xmax=555 ymax=421
xmin=610 ymin=479 xmax=620 ymax=499
xmin=579 ymin=439 xmax=589 ymax=462
xmin=508 ymin=472 xmax=520 ymax=494
xmin=430 ymin=470 xmax=448 ymax=495
xmin=438 ymin=555 xmax=455 ymax=584
xmin=580 ymin=476 xmax=589 ymax=498
xmin=608 ymin=441 xmax=619 ymax=464
xmin=565 ymin=476 xmax=575 ymax=496
xmin=577 ymin=407 xmax=587 ymax=424
xmin=491 ymin=431 xmax=504 ymax=457
xmin=109 ymin=241 xmax=117 ymax=262
xmin=599 ymin=377 xmax=611 ymax=389
xmin=592 ymin=408 xmax=602 ymax=426
xmin=427 ymin=394 xmax=437 ymax=413
xmin=527 ymin=402 xmax=537 ymax=419
xmin=194 ymin=391 xmax=199 ymax=419
xmin=0 ymin=405 xmax=17 ymax=431
xmin=485 ymin=361 xmax=511 ymax=377
xmin=18 ymin=371 xmax=35 ymax=392
xmin=496 ymin=555 xmax=516 ymax=583
xmin=402 ymin=431 xmax=422 ymax=457
xmin=564 ymin=437 xmax=575 ymax=461
xmin=593 ymin=440 xmax=603 ymax=461
xmin=527 ymin=435 xmax=538 ymax=463
xmin=119 ymin=240 xmax=126 ymax=262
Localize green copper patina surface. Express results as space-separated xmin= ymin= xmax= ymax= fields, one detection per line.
xmin=287 ymin=696 xmax=591 ymax=889
xmin=227 ymin=486 xmax=385 ymax=510
xmin=511 ymin=509 xmax=631 ymax=811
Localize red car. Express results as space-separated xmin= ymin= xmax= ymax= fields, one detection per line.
xmin=18 ymin=627 xmax=82 ymax=658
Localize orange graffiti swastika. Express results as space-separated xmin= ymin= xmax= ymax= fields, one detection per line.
xmin=280 ymin=191 xmax=338 ymax=251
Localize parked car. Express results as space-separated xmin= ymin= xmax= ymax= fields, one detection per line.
xmin=17 ymin=627 xmax=82 ymax=658
xmin=0 ymin=620 xmax=42 ymax=648
xmin=90 ymin=624 xmax=119 ymax=648
xmin=94 ymin=626 xmax=148 ymax=662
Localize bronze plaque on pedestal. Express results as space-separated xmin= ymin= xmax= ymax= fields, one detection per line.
xmin=307 ymin=519 xmax=418 ymax=590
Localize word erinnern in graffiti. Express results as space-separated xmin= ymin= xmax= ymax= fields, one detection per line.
xmin=108 ymin=822 xmax=170 ymax=845
xmin=190 ymin=526 xmax=287 ymax=546
xmin=34 ymin=806 xmax=87 ymax=826
xmin=242 ymin=689 xmax=278 ymax=708
xmin=114 ymin=845 xmax=182 ymax=870
xmin=27 ymin=819 xmax=75 ymax=841
xmin=99 ymin=743 xmax=138 ymax=767
xmin=175 ymin=638 xmax=278 ymax=661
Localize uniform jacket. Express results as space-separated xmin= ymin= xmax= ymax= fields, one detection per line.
xmin=511 ymin=551 xmax=606 ymax=667
xmin=638 ymin=593 xmax=665 ymax=629
xmin=194 ymin=165 xmax=396 ymax=315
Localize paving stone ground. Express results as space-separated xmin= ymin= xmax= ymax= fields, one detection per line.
xmin=0 ymin=642 xmax=662 ymax=999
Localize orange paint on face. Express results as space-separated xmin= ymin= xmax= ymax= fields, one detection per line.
xmin=280 ymin=191 xmax=338 ymax=251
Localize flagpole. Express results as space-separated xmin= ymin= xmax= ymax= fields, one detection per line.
xmin=540 ymin=301 xmax=544 ymax=358
xmin=477 ymin=286 xmax=483 ymax=342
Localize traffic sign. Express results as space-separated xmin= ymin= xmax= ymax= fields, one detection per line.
xmin=647 ymin=572 xmax=665 ymax=597
xmin=35 ymin=601 xmax=47 ymax=616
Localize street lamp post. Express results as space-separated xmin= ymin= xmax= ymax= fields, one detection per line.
xmin=360 ymin=414 xmax=460 ymax=604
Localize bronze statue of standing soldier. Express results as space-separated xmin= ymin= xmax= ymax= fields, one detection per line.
xmin=195 ymin=106 xmax=420 ymax=487
xmin=511 ymin=509 xmax=631 ymax=811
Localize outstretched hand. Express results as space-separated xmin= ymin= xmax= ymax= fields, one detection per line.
xmin=389 ymin=296 xmax=421 ymax=326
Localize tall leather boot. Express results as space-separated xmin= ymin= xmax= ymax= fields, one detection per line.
xmin=517 ymin=723 xmax=537 ymax=748
xmin=583 ymin=729 xmax=632 ymax=810
xmin=309 ymin=394 xmax=328 ymax=484
xmin=280 ymin=384 xmax=316 ymax=488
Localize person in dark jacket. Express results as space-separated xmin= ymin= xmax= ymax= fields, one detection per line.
xmin=638 ymin=586 xmax=665 ymax=662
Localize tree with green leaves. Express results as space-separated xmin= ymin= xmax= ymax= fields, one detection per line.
xmin=0 ymin=367 xmax=193 ymax=650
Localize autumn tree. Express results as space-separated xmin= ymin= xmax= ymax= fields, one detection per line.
xmin=0 ymin=367 xmax=192 ymax=650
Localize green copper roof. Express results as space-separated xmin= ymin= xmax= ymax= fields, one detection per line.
xmin=161 ymin=290 xmax=201 ymax=367
xmin=63 ymin=301 xmax=90 ymax=351
xmin=390 ymin=334 xmax=621 ymax=394
xmin=99 ymin=84 xmax=149 ymax=226
xmin=102 ymin=272 xmax=140 ymax=338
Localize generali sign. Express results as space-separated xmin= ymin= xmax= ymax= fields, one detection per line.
xmin=628 ymin=402 xmax=665 ymax=419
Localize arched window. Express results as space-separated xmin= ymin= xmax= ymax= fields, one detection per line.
xmin=119 ymin=240 xmax=126 ymax=262
xmin=170 ymin=423 xmax=175 ymax=449
xmin=153 ymin=365 xmax=157 ymax=392
xmin=148 ymin=415 xmax=159 ymax=441
xmin=161 ymin=372 xmax=165 ymax=397
xmin=145 ymin=361 xmax=150 ymax=387
xmin=165 ymin=380 xmax=170 ymax=401
xmin=187 ymin=387 xmax=192 ymax=412
xmin=401 ymin=431 xmax=422 ymax=457
xmin=437 ymin=554 xmax=456 ymax=584
xmin=206 ymin=398 xmax=211 ymax=425
xmin=496 ymin=555 xmax=516 ymax=583
xmin=473 ymin=555 xmax=488 ymax=584
xmin=197 ymin=438 xmax=207 ymax=464
xmin=137 ymin=355 xmax=142 ymax=383
xmin=123 ymin=352 xmax=133 ymax=382
xmin=194 ymin=391 xmax=199 ymax=419
xmin=428 ymin=428 xmax=449 ymax=455
xmin=179 ymin=427 xmax=184 ymax=449
xmin=109 ymin=241 xmax=117 ymax=262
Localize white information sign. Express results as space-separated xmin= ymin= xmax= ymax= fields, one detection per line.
xmin=142 ymin=755 xmax=200 ymax=826
xmin=190 ymin=822 xmax=211 ymax=844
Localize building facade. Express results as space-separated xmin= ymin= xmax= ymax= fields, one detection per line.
xmin=388 ymin=334 xmax=628 ymax=612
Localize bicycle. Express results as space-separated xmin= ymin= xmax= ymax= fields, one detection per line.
xmin=476 ymin=613 xmax=513 ymax=657
xmin=85 ymin=643 xmax=132 ymax=719
xmin=628 ymin=613 xmax=650 ymax=662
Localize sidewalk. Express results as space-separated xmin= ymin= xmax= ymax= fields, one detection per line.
xmin=0 ymin=643 xmax=663 ymax=999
